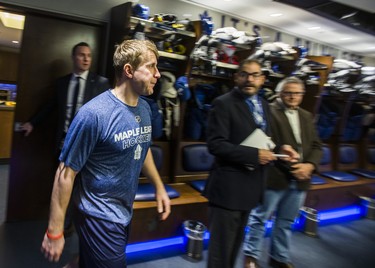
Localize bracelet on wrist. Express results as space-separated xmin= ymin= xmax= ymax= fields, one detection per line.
xmin=46 ymin=229 xmax=64 ymax=240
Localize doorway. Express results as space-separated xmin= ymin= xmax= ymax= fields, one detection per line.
xmin=2 ymin=8 xmax=107 ymax=222
xmin=0 ymin=10 xmax=24 ymax=223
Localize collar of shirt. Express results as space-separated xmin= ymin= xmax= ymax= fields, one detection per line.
xmin=248 ymin=95 xmax=260 ymax=103
xmin=72 ymin=70 xmax=89 ymax=81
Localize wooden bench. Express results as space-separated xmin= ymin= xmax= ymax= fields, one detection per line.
xmin=130 ymin=142 xmax=375 ymax=243
xmin=130 ymin=183 xmax=208 ymax=243
xmin=305 ymin=177 xmax=375 ymax=210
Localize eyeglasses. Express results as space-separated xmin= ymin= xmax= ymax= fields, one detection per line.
xmin=238 ymin=71 xmax=263 ymax=79
xmin=282 ymin=91 xmax=305 ymax=96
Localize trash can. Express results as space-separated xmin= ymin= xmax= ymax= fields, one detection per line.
xmin=359 ymin=196 xmax=375 ymax=220
xmin=183 ymin=220 xmax=206 ymax=260
xmin=299 ymin=206 xmax=319 ymax=237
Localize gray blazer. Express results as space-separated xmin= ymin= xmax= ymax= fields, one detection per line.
xmin=268 ymin=99 xmax=322 ymax=191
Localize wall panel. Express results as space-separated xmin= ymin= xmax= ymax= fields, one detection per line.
xmin=7 ymin=13 xmax=105 ymax=221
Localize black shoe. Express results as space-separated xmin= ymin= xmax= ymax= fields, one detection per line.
xmin=245 ymin=256 xmax=260 ymax=268
xmin=269 ymin=257 xmax=294 ymax=268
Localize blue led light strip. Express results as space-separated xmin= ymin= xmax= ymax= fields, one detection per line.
xmin=319 ymin=205 xmax=362 ymax=221
xmin=126 ymin=205 xmax=364 ymax=254
xmin=126 ymin=237 xmax=185 ymax=254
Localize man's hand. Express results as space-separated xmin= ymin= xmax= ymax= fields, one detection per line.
xmin=290 ymin=163 xmax=314 ymax=180
xmin=279 ymin=145 xmax=300 ymax=163
xmin=20 ymin=122 xmax=33 ymax=136
xmin=41 ymin=233 xmax=65 ymax=262
xmin=258 ymin=149 xmax=277 ymax=165
xmin=156 ymin=188 xmax=171 ymax=221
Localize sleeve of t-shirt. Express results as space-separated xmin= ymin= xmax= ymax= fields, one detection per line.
xmin=59 ymin=108 xmax=100 ymax=172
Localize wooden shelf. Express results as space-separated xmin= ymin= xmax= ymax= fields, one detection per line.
xmin=130 ymin=17 xmax=196 ymax=38
xmin=133 ymin=183 xmax=207 ymax=209
xmin=190 ymin=71 xmax=233 ymax=81
xmin=158 ymin=51 xmax=187 ymax=60
xmin=215 ymin=61 xmax=239 ymax=69
xmin=305 ymin=177 xmax=375 ymax=210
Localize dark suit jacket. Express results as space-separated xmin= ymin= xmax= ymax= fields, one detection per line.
xmin=30 ymin=72 xmax=110 ymax=148
xmin=268 ymin=99 xmax=322 ymax=191
xmin=203 ymin=87 xmax=274 ymax=211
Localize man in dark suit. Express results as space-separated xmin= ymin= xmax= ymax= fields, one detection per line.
xmin=21 ymin=42 xmax=110 ymax=149
xmin=21 ymin=42 xmax=110 ymax=236
xmin=203 ymin=59 xmax=299 ymax=268
xmin=243 ymin=76 xmax=322 ymax=268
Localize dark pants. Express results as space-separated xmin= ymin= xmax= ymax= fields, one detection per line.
xmin=74 ymin=208 xmax=129 ymax=268
xmin=207 ymin=205 xmax=250 ymax=268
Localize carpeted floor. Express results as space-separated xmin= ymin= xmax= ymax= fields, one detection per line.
xmin=0 ymin=218 xmax=374 ymax=268
xmin=1 ymin=163 xmax=375 ymax=268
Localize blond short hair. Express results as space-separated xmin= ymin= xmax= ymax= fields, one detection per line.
xmin=113 ymin=39 xmax=159 ymax=80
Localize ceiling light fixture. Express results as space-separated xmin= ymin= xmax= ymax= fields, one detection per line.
xmin=340 ymin=37 xmax=353 ymax=41
xmin=12 ymin=40 xmax=19 ymax=44
xmin=0 ymin=12 xmax=25 ymax=30
xmin=340 ymin=12 xmax=357 ymax=20
xmin=308 ymin=26 xmax=321 ymax=30
xmin=270 ymin=13 xmax=283 ymax=17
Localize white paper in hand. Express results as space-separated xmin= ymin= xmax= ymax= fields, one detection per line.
xmin=240 ymin=128 xmax=275 ymax=150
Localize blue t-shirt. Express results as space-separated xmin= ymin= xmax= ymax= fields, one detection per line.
xmin=59 ymin=90 xmax=152 ymax=225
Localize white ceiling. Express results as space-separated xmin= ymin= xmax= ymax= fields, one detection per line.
xmin=1 ymin=0 xmax=375 ymax=58
xmin=0 ymin=14 xmax=23 ymax=51
xmin=334 ymin=0 xmax=375 ymax=12
xmin=188 ymin=0 xmax=375 ymax=58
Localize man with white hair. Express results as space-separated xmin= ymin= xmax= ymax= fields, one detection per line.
xmin=243 ymin=76 xmax=322 ymax=268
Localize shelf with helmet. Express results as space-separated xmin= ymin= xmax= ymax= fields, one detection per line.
xmin=106 ymin=2 xmax=198 ymax=80
xmin=180 ymin=23 xmax=258 ymax=144
xmin=158 ymin=51 xmax=187 ymax=61
xmin=129 ymin=15 xmax=197 ymax=67
xmin=130 ymin=16 xmax=196 ymax=38
xmin=189 ymin=31 xmax=257 ymax=82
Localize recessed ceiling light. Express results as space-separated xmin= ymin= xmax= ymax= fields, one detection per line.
xmin=0 ymin=12 xmax=25 ymax=30
xmin=270 ymin=13 xmax=283 ymax=17
xmin=340 ymin=12 xmax=357 ymax=20
xmin=340 ymin=37 xmax=353 ymax=41
xmin=308 ymin=26 xmax=321 ymax=30
xmin=12 ymin=40 xmax=19 ymax=44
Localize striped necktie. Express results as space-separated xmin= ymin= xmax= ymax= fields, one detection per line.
xmin=248 ymin=97 xmax=266 ymax=131
xmin=70 ymin=76 xmax=81 ymax=124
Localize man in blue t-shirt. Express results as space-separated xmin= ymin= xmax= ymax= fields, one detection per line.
xmin=41 ymin=39 xmax=171 ymax=267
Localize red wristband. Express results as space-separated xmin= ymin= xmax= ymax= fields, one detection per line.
xmin=46 ymin=229 xmax=64 ymax=240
